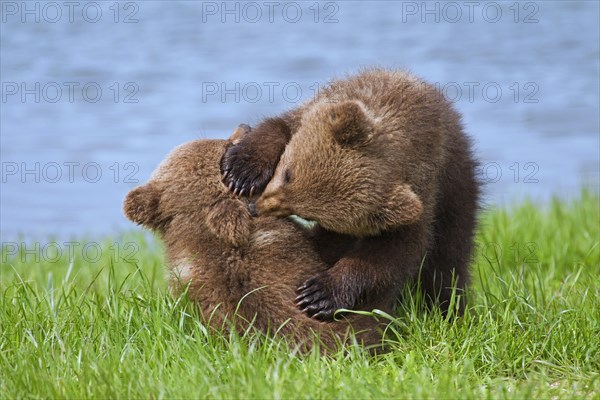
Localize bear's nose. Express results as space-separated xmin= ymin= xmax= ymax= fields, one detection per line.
xmin=248 ymin=202 xmax=258 ymax=217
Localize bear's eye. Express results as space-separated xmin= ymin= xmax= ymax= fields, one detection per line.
xmin=284 ymin=169 xmax=292 ymax=184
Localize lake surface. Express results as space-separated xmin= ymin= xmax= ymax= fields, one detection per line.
xmin=1 ymin=1 xmax=599 ymax=240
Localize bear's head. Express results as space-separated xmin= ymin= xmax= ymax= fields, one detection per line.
xmin=256 ymin=101 xmax=423 ymax=236
xmin=123 ymin=126 xmax=253 ymax=247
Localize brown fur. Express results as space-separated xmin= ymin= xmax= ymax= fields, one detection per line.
xmin=221 ymin=68 xmax=480 ymax=320
xmin=123 ymin=131 xmax=389 ymax=352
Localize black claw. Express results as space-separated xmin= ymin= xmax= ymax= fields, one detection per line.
xmin=296 ymin=292 xmax=315 ymax=306
xmin=298 ymin=294 xmax=335 ymax=319
xmin=240 ymin=184 xmax=250 ymax=197
xmin=296 ymin=284 xmax=307 ymax=293
xmin=296 ymin=300 xmax=308 ymax=308
xmin=237 ymin=176 xmax=249 ymax=196
xmin=303 ymin=304 xmax=320 ymax=317
xmin=298 ymin=286 xmax=321 ymax=300
xmin=313 ymin=310 xmax=334 ymax=321
xmin=298 ymin=293 xmax=320 ymax=307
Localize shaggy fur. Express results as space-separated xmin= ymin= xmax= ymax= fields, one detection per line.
xmin=123 ymin=128 xmax=388 ymax=352
xmin=221 ymin=69 xmax=480 ymax=321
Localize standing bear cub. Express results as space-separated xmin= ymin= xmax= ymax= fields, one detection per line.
xmin=123 ymin=127 xmax=388 ymax=352
xmin=221 ymin=69 xmax=480 ymax=320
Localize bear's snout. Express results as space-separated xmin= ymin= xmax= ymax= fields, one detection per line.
xmin=255 ymin=190 xmax=292 ymax=217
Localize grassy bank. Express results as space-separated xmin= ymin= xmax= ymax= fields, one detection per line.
xmin=1 ymin=192 xmax=599 ymax=399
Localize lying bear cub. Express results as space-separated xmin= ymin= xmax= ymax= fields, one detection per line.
xmin=222 ymin=68 xmax=481 ymax=320
xmin=123 ymin=127 xmax=389 ymax=352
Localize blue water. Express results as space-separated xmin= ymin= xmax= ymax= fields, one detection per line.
xmin=1 ymin=1 xmax=599 ymax=239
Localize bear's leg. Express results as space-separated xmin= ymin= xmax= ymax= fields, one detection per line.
xmin=221 ymin=112 xmax=299 ymax=198
xmin=296 ymin=224 xmax=429 ymax=321
xmin=308 ymin=226 xmax=356 ymax=266
xmin=420 ymin=155 xmax=479 ymax=315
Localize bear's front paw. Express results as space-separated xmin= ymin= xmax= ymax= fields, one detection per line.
xmin=295 ymin=272 xmax=354 ymax=321
xmin=221 ymin=142 xmax=275 ymax=198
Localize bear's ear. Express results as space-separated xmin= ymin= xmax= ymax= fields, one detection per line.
xmin=379 ymin=183 xmax=423 ymax=227
xmin=326 ymin=101 xmax=375 ymax=147
xmin=206 ymin=199 xmax=252 ymax=247
xmin=228 ymin=123 xmax=252 ymax=145
xmin=123 ymin=183 xmax=163 ymax=230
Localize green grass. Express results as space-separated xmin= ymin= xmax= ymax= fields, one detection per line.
xmin=1 ymin=192 xmax=599 ymax=399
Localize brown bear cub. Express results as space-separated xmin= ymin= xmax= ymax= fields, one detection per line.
xmin=123 ymin=126 xmax=388 ymax=352
xmin=221 ymin=68 xmax=480 ymax=321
